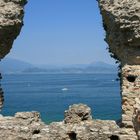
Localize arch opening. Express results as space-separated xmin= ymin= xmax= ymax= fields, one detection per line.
xmin=1 ymin=0 xmax=121 ymax=123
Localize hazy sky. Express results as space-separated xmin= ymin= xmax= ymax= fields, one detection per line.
xmin=7 ymin=0 xmax=115 ymax=65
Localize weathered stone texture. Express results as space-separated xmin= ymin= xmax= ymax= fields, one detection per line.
xmin=99 ymin=0 xmax=140 ymax=64
xmin=0 ymin=0 xmax=26 ymax=109
xmin=0 ymin=0 xmax=27 ymax=59
xmin=99 ymin=0 xmax=140 ymax=139
xmin=0 ymin=105 xmax=121 ymax=140
xmin=64 ymin=104 xmax=92 ymax=124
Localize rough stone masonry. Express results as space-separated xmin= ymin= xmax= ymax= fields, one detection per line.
xmin=99 ymin=0 xmax=140 ymax=139
xmin=0 ymin=0 xmax=27 ymax=109
xmin=0 ymin=0 xmax=140 ymax=140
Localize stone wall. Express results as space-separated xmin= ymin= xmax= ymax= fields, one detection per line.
xmin=0 ymin=0 xmax=27 ymax=59
xmin=98 ymin=0 xmax=140 ymax=139
xmin=0 ymin=104 xmax=121 ymax=140
xmin=0 ymin=0 xmax=27 ymax=109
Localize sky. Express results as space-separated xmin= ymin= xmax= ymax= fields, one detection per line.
xmin=7 ymin=0 xmax=115 ymax=65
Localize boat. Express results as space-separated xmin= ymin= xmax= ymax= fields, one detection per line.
xmin=62 ymin=88 xmax=68 ymax=91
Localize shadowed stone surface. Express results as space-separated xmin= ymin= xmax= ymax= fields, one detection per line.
xmin=0 ymin=0 xmax=27 ymax=109
xmin=0 ymin=0 xmax=27 ymax=59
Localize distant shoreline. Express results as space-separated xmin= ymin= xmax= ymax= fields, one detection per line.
xmin=2 ymin=72 xmax=118 ymax=75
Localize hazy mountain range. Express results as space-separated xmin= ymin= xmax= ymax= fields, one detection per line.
xmin=0 ymin=58 xmax=118 ymax=74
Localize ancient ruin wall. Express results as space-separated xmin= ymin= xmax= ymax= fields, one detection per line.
xmin=0 ymin=0 xmax=27 ymax=109
xmin=0 ymin=1 xmax=121 ymax=139
xmin=98 ymin=0 xmax=140 ymax=64
xmin=98 ymin=0 xmax=140 ymax=139
xmin=0 ymin=0 xmax=140 ymax=139
xmin=0 ymin=0 xmax=27 ymax=59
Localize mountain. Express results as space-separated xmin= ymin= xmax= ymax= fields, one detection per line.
xmin=37 ymin=62 xmax=115 ymax=69
xmin=0 ymin=58 xmax=117 ymax=74
xmin=0 ymin=58 xmax=34 ymax=73
xmin=24 ymin=61 xmax=117 ymax=74
xmin=88 ymin=61 xmax=114 ymax=68
xmin=82 ymin=61 xmax=117 ymax=73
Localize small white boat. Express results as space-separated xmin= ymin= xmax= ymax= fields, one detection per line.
xmin=62 ymin=88 xmax=68 ymax=91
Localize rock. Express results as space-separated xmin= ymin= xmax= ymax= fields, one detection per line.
xmin=98 ymin=0 xmax=140 ymax=139
xmin=0 ymin=0 xmax=27 ymax=59
xmin=64 ymin=104 xmax=92 ymax=124
xmin=15 ymin=111 xmax=40 ymax=121
xmin=98 ymin=0 xmax=140 ymax=65
xmin=0 ymin=104 xmax=122 ymax=140
xmin=0 ymin=0 xmax=27 ymax=109
xmin=48 ymin=119 xmax=120 ymax=140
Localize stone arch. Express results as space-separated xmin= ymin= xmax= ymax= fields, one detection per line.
xmin=0 ymin=0 xmax=140 ymax=139
xmin=0 ymin=0 xmax=120 ymax=119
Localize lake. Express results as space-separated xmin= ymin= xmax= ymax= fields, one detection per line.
xmin=1 ymin=73 xmax=121 ymax=123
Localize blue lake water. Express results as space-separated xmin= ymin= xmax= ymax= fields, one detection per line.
xmin=1 ymin=73 xmax=121 ymax=123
